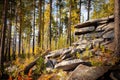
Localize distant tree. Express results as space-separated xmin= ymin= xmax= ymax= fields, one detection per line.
xmin=18 ymin=0 xmax=22 ymax=56
xmin=8 ymin=1 xmax=12 ymax=61
xmin=42 ymin=0 xmax=45 ymax=49
xmin=33 ymin=0 xmax=36 ymax=55
xmin=91 ymin=0 xmax=114 ymax=19
xmin=87 ymin=0 xmax=91 ymax=20
xmin=69 ymin=0 xmax=72 ymax=46
xmin=114 ymin=0 xmax=120 ymax=57
xmin=79 ymin=0 xmax=82 ymax=22
xmin=38 ymin=0 xmax=42 ymax=47
xmin=49 ymin=0 xmax=52 ymax=49
xmin=0 ymin=0 xmax=8 ymax=72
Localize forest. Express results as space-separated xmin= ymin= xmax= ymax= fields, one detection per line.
xmin=0 ymin=0 xmax=120 ymax=80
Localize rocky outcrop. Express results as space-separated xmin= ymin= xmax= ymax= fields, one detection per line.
xmin=43 ymin=15 xmax=119 ymax=80
xmin=55 ymin=59 xmax=90 ymax=71
xmin=67 ymin=64 xmax=111 ymax=80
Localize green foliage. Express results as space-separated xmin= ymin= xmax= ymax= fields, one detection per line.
xmin=100 ymin=45 xmax=105 ymax=53
xmin=90 ymin=58 xmax=103 ymax=66
xmin=76 ymin=52 xmax=81 ymax=59
xmin=34 ymin=57 xmax=46 ymax=74
xmin=91 ymin=0 xmax=114 ymax=19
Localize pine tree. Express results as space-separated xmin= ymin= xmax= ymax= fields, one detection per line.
xmin=114 ymin=0 xmax=120 ymax=57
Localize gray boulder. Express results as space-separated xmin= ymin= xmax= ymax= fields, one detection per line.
xmin=55 ymin=59 xmax=87 ymax=71
xmin=75 ymin=26 xmax=95 ymax=32
xmin=45 ymin=59 xmax=57 ymax=69
xmin=67 ymin=64 xmax=111 ymax=80
xmin=45 ymin=48 xmax=65 ymax=59
xmin=103 ymin=30 xmax=114 ymax=39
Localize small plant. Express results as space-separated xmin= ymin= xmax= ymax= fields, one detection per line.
xmin=90 ymin=57 xmax=103 ymax=66
xmin=100 ymin=45 xmax=105 ymax=53
xmin=81 ymin=51 xmax=93 ymax=60
xmin=34 ymin=57 xmax=46 ymax=74
xmin=76 ymin=52 xmax=81 ymax=59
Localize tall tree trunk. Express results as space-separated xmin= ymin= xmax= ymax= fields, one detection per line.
xmin=8 ymin=1 xmax=12 ymax=61
xmin=59 ymin=1 xmax=62 ymax=36
xmin=114 ymin=0 xmax=120 ymax=57
xmin=0 ymin=0 xmax=8 ymax=72
xmin=79 ymin=0 xmax=81 ymax=23
xmin=87 ymin=0 xmax=91 ymax=20
xmin=12 ymin=28 xmax=17 ymax=60
xmin=42 ymin=0 xmax=45 ymax=49
xmin=32 ymin=0 xmax=35 ymax=55
xmin=12 ymin=6 xmax=18 ymax=60
xmin=67 ymin=0 xmax=72 ymax=46
xmin=18 ymin=0 xmax=22 ymax=56
xmin=38 ymin=0 xmax=42 ymax=47
xmin=49 ymin=0 xmax=52 ymax=49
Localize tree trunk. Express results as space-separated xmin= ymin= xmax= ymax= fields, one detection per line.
xmin=18 ymin=0 xmax=22 ymax=56
xmin=42 ymin=0 xmax=45 ymax=49
xmin=87 ymin=0 xmax=91 ymax=20
xmin=32 ymin=0 xmax=36 ymax=55
xmin=0 ymin=0 xmax=8 ymax=72
xmin=68 ymin=0 xmax=72 ymax=46
xmin=79 ymin=0 xmax=81 ymax=23
xmin=49 ymin=0 xmax=52 ymax=49
xmin=38 ymin=0 xmax=42 ymax=47
xmin=114 ymin=0 xmax=120 ymax=57
xmin=12 ymin=7 xmax=18 ymax=60
xmin=59 ymin=1 xmax=62 ymax=36
xmin=8 ymin=1 xmax=12 ymax=61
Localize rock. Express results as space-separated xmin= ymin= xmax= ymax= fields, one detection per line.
xmin=84 ymin=32 xmax=102 ymax=38
xmin=110 ymin=70 xmax=120 ymax=80
xmin=96 ymin=24 xmax=107 ymax=30
xmin=71 ymin=48 xmax=81 ymax=54
xmin=72 ymin=39 xmax=88 ymax=46
xmin=67 ymin=64 xmax=111 ymax=80
xmin=45 ymin=49 xmax=65 ymax=59
xmin=61 ymin=53 xmax=72 ymax=60
xmin=61 ymin=48 xmax=72 ymax=57
xmin=92 ymin=38 xmax=104 ymax=47
xmin=75 ymin=26 xmax=95 ymax=32
xmin=102 ymin=30 xmax=114 ymax=39
xmin=55 ymin=59 xmax=87 ymax=71
xmin=76 ymin=42 xmax=92 ymax=51
xmin=102 ymin=22 xmax=114 ymax=31
xmin=104 ymin=41 xmax=115 ymax=51
xmin=45 ymin=59 xmax=57 ymax=69
xmin=94 ymin=50 xmax=103 ymax=56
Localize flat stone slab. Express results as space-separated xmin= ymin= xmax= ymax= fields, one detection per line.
xmin=67 ymin=64 xmax=111 ymax=80
xmin=55 ymin=59 xmax=87 ymax=71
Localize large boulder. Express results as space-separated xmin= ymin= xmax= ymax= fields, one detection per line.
xmin=45 ymin=59 xmax=57 ymax=69
xmin=67 ymin=64 xmax=111 ymax=80
xmin=75 ymin=26 xmax=95 ymax=32
xmin=101 ymin=22 xmax=114 ymax=31
xmin=102 ymin=30 xmax=114 ymax=39
xmin=55 ymin=59 xmax=89 ymax=71
xmin=72 ymin=39 xmax=88 ymax=46
xmin=45 ymin=48 xmax=69 ymax=59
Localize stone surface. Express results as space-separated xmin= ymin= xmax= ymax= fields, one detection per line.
xmin=72 ymin=39 xmax=88 ymax=46
xmin=103 ymin=30 xmax=114 ymax=39
xmin=55 ymin=59 xmax=86 ymax=71
xmin=84 ymin=32 xmax=102 ymax=38
xmin=45 ymin=48 xmax=66 ymax=59
xmin=104 ymin=41 xmax=115 ymax=51
xmin=67 ymin=64 xmax=110 ymax=80
xmin=102 ymin=22 xmax=114 ymax=31
xmin=75 ymin=26 xmax=95 ymax=32
xmin=45 ymin=59 xmax=57 ymax=69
